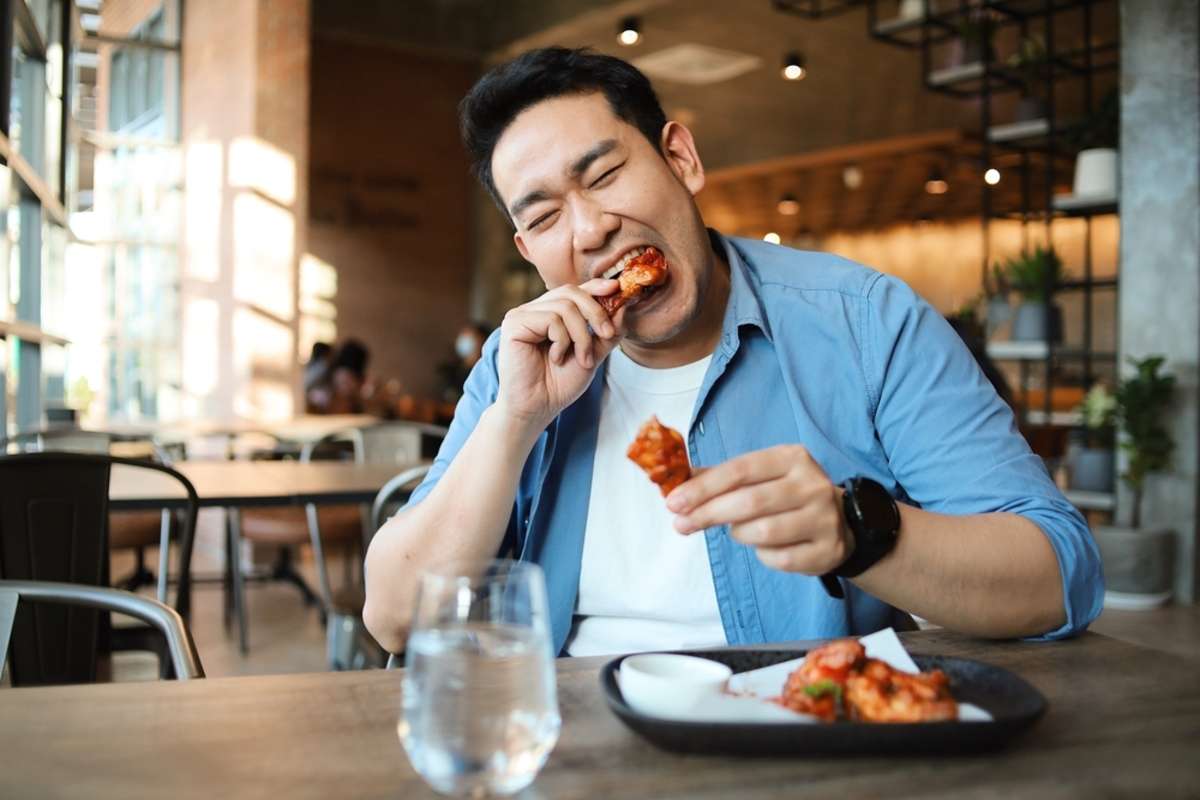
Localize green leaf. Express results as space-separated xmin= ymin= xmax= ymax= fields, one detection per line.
xmin=803 ymin=679 xmax=843 ymax=701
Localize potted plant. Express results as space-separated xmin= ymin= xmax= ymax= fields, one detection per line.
xmin=985 ymin=262 xmax=1012 ymax=339
xmin=1007 ymin=35 xmax=1047 ymax=122
xmin=1064 ymin=88 xmax=1119 ymax=199
xmin=1068 ymin=384 xmax=1116 ymax=492
xmin=948 ymin=10 xmax=994 ymax=67
xmin=1094 ymin=356 xmax=1177 ymax=609
xmin=999 ymin=245 xmax=1063 ymax=342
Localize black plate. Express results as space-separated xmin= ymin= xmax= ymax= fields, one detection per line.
xmin=601 ymin=649 xmax=1047 ymax=756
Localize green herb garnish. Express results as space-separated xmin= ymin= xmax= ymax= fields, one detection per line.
xmin=803 ymin=679 xmax=843 ymax=701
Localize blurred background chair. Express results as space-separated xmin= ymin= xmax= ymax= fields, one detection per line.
xmin=1 ymin=580 xmax=203 ymax=685
xmin=230 ymin=422 xmax=442 ymax=654
xmin=0 ymin=453 xmax=199 ymax=685
xmin=325 ymin=464 xmax=430 ymax=670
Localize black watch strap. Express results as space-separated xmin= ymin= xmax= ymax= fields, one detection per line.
xmin=820 ymin=477 xmax=900 ymax=600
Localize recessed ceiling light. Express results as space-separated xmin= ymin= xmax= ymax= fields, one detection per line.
xmin=781 ymin=51 xmax=807 ymax=81
xmin=984 ymin=167 xmax=1001 ymax=185
xmin=618 ymin=17 xmax=640 ymax=46
xmin=777 ymin=194 xmax=801 ymax=215
xmin=925 ymin=168 xmax=949 ymax=195
xmin=764 ymin=232 xmax=782 ymax=244
xmin=842 ymin=165 xmax=863 ymax=190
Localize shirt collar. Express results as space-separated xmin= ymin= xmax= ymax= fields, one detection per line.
xmin=709 ymin=228 xmax=773 ymax=352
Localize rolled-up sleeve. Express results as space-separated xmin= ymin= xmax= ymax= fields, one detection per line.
xmin=405 ymin=330 xmax=502 ymax=508
xmin=863 ymin=274 xmax=1104 ymax=639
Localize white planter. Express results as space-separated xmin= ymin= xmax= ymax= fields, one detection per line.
xmin=1072 ymin=148 xmax=1119 ymax=198
xmin=1011 ymin=302 xmax=1061 ymax=343
xmin=1095 ymin=525 xmax=1175 ymax=609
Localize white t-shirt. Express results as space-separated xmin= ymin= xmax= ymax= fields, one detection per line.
xmin=564 ymin=347 xmax=728 ymax=657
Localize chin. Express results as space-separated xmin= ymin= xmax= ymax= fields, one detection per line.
xmin=624 ymin=294 xmax=694 ymax=346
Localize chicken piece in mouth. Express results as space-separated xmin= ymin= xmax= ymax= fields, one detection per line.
xmin=598 ymin=246 xmax=668 ymax=315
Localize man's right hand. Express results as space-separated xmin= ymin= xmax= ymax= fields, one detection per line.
xmin=494 ymin=278 xmax=623 ymax=433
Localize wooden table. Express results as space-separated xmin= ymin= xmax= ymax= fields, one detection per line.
xmin=108 ymin=459 xmax=418 ymax=651
xmin=108 ymin=460 xmax=410 ymax=509
xmin=1 ymin=630 xmax=1196 ymax=798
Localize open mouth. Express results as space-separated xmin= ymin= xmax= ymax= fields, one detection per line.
xmin=599 ymin=246 xmax=669 ymax=315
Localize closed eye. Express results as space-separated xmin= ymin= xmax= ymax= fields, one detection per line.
xmin=589 ymin=163 xmax=624 ymax=189
xmin=528 ymin=210 xmax=558 ymax=231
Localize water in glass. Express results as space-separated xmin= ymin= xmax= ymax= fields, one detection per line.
xmin=399 ymin=562 xmax=560 ymax=797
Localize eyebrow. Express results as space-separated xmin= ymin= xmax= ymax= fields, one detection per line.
xmin=508 ymin=139 xmax=620 ymax=222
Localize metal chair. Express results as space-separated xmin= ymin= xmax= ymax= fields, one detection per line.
xmin=0 ymin=580 xmax=203 ymax=683
xmin=326 ymin=464 xmax=431 ymax=671
xmin=0 ymin=452 xmax=200 ymax=685
xmin=230 ymin=423 xmax=439 ymax=654
xmin=1 ymin=428 xmax=179 ymax=594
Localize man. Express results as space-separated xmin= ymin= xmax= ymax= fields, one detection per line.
xmin=364 ymin=47 xmax=1103 ymax=656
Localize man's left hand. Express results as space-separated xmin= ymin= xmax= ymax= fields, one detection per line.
xmin=665 ymin=445 xmax=854 ymax=575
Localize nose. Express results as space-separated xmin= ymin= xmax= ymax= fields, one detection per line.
xmin=569 ymin=192 xmax=618 ymax=255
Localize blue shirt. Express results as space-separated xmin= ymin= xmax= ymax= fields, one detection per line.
xmin=408 ymin=232 xmax=1104 ymax=654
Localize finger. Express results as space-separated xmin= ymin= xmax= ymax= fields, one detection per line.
xmin=559 ymin=283 xmax=618 ymax=338
xmin=546 ymin=316 xmax=570 ymax=365
xmin=754 ymin=531 xmax=847 ymax=575
xmin=527 ymin=297 xmax=598 ymax=368
xmin=753 ymin=541 xmax=823 ymax=574
xmin=666 ymin=446 xmax=801 ymax=514
xmin=728 ymin=505 xmax=828 ymax=548
xmin=673 ymin=479 xmax=799 ymax=534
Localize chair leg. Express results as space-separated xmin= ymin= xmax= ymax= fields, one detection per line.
xmin=156 ymin=509 xmax=171 ymax=604
xmin=304 ymin=503 xmax=335 ymax=617
xmin=222 ymin=513 xmax=234 ymax=630
xmin=228 ymin=508 xmax=249 ymax=655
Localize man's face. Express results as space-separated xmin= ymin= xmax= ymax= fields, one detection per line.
xmin=490 ymin=92 xmax=712 ymax=345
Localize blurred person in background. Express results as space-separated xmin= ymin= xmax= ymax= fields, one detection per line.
xmin=437 ymin=322 xmax=494 ymax=404
xmin=303 ymin=341 xmax=334 ymax=413
xmin=328 ymin=339 xmax=371 ymax=414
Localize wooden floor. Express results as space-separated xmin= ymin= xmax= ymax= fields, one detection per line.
xmin=104 ymin=509 xmax=1200 ymax=679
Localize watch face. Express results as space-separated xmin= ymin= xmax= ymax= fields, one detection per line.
xmin=854 ymin=478 xmax=900 ymax=532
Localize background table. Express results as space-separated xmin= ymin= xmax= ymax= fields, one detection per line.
xmin=1 ymin=630 xmax=1196 ymax=798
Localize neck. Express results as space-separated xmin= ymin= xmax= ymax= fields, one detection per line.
xmin=620 ymin=244 xmax=731 ymax=369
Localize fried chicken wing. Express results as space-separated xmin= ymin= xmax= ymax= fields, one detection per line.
xmin=778 ymin=639 xmax=865 ymax=721
xmin=778 ymin=639 xmax=957 ymax=723
xmin=844 ymin=658 xmax=957 ymax=723
xmin=599 ymin=247 xmax=668 ymax=315
xmin=626 ymin=416 xmax=691 ymax=496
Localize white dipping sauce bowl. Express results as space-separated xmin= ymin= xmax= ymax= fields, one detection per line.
xmin=618 ymin=654 xmax=734 ymax=719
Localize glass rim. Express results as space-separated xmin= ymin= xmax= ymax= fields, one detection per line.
xmin=418 ymin=557 xmax=542 ymax=587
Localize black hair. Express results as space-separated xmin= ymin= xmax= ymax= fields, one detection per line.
xmin=459 ymin=47 xmax=668 ymax=222
xmin=309 ymin=341 xmax=332 ymax=362
xmin=331 ymin=338 xmax=369 ymax=379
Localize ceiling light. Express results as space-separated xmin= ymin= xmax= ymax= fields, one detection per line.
xmin=618 ymin=17 xmax=640 ymax=46
xmin=781 ymin=51 xmax=806 ymax=81
xmin=925 ymin=168 xmax=949 ymax=195
xmin=764 ymin=232 xmax=782 ymax=244
xmin=777 ymin=194 xmax=801 ymax=215
xmin=984 ymin=167 xmax=1001 ymax=185
xmin=842 ymin=165 xmax=863 ymax=190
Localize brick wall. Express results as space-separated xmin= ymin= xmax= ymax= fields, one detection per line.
xmin=307 ymin=37 xmax=477 ymax=398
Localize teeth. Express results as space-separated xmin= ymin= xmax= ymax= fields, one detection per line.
xmin=602 ymin=246 xmax=647 ymax=279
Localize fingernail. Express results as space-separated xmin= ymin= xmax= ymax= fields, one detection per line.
xmin=673 ymin=516 xmax=693 ymax=534
xmin=666 ymin=494 xmax=686 ymax=512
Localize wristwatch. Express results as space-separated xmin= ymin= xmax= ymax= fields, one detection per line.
xmin=819 ymin=477 xmax=901 ymax=599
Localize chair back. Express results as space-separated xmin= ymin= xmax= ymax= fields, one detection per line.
xmin=370 ymin=465 xmax=432 ymax=533
xmin=0 ymin=580 xmax=204 ymax=682
xmin=0 ymin=453 xmax=199 ymax=685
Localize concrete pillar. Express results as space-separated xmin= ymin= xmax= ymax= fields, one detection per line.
xmin=180 ymin=0 xmax=310 ymax=422
xmin=1118 ymin=0 xmax=1200 ymax=601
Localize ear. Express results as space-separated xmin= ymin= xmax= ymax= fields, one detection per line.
xmin=660 ymin=121 xmax=706 ymax=196
xmin=513 ymin=230 xmax=531 ymax=262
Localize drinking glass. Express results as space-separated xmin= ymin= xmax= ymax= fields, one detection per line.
xmin=398 ymin=559 xmax=560 ymax=797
